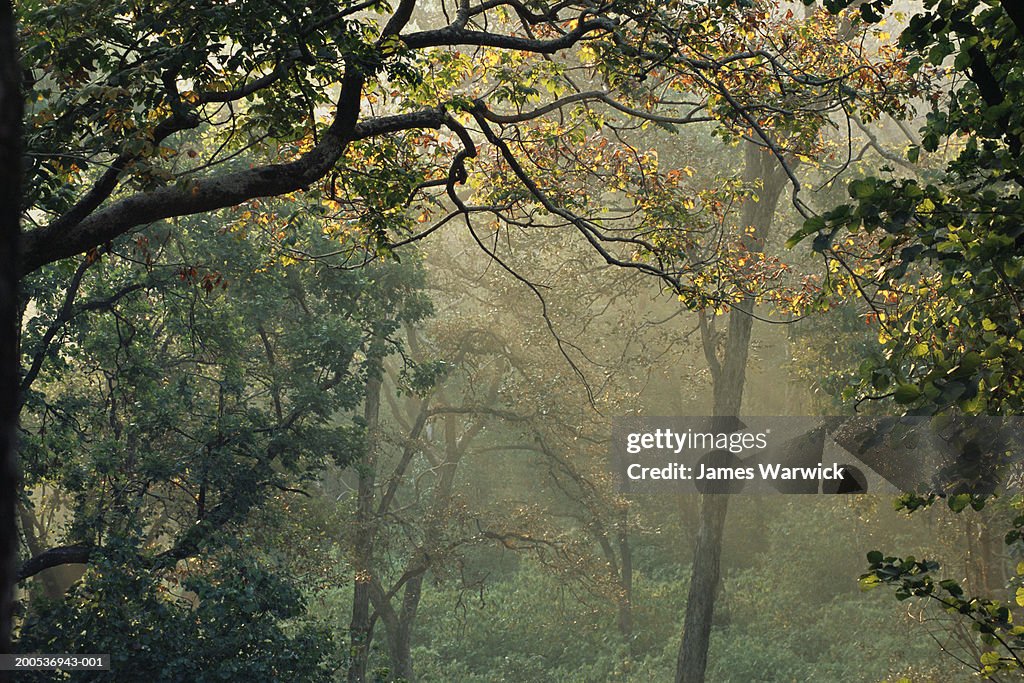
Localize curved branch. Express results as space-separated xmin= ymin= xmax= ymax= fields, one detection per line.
xmin=402 ymin=16 xmax=616 ymax=52
xmin=477 ymin=90 xmax=711 ymax=126
xmin=40 ymin=113 xmax=201 ymax=245
xmin=17 ymin=544 xmax=91 ymax=582
xmin=21 ymin=66 xmax=367 ymax=275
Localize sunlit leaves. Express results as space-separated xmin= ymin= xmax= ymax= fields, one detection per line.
xmin=858 ymin=493 xmax=1024 ymax=677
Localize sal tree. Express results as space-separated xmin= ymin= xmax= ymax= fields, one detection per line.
xmin=19 ymin=0 xmax=915 ymax=281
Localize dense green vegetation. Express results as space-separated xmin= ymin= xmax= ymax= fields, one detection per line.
xmin=3 ymin=0 xmax=1024 ymax=681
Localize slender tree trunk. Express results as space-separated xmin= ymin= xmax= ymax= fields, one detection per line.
xmin=675 ymin=315 xmax=752 ymax=683
xmin=0 ymin=1 xmax=20 ymax=674
xmin=617 ymin=509 xmax=634 ymax=655
xmin=675 ymin=144 xmax=786 ymax=683
xmin=389 ymin=573 xmax=422 ymax=681
xmin=376 ymin=408 xmax=476 ymax=681
xmin=383 ymin=414 xmax=459 ymax=681
xmin=349 ymin=371 xmax=382 ymax=683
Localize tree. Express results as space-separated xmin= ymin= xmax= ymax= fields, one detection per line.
xmin=339 ymin=226 xmax=664 ymax=680
xmin=792 ymin=0 xmax=1024 ymax=415
xmin=18 ymin=550 xmax=335 ymax=682
xmin=0 ymin=0 xmax=20 ymax=673
xmin=15 ymin=203 xmax=431 ymax=673
xmin=662 ymin=6 xmax=922 ymax=679
xmin=787 ymin=0 xmax=1024 ymax=677
xmin=677 ymin=142 xmax=788 ymax=683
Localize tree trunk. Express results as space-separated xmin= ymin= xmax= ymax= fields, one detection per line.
xmin=389 ymin=573 xmax=422 ymax=681
xmin=675 ymin=144 xmax=786 ymax=683
xmin=383 ymin=414 xmax=460 ymax=681
xmin=376 ymin=408 xmax=476 ymax=681
xmin=348 ymin=371 xmax=382 ymax=683
xmin=0 ymin=1 xmax=21 ymax=675
xmin=970 ymin=506 xmax=1008 ymax=597
xmin=617 ymin=508 xmax=635 ymax=655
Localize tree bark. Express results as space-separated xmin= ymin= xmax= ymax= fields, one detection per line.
xmin=0 ymin=1 xmax=20 ymax=675
xmin=348 ymin=370 xmax=382 ymax=683
xmin=389 ymin=573 xmax=422 ymax=681
xmin=675 ymin=143 xmax=786 ymax=683
xmin=616 ymin=509 xmax=635 ymax=655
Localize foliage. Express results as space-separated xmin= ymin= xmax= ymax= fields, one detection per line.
xmin=16 ymin=0 xmax=924 ymax=290
xmin=10 ymin=0 xmax=1005 ymax=678
xmin=382 ymin=499 xmax=961 ymax=682
xmin=786 ymin=3 xmax=1024 ymax=673
xmin=18 ymin=545 xmax=334 ymax=682
xmin=860 ymin=494 xmax=1024 ymax=679
xmin=16 ymin=199 xmax=432 ymax=668
xmin=792 ymin=0 xmax=1024 ymax=415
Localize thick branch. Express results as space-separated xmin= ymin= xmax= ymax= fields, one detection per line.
xmin=966 ymin=47 xmax=1021 ymax=156
xmin=21 ymin=66 xmax=367 ymax=275
xmin=1000 ymin=0 xmax=1024 ymax=37
xmin=17 ymin=544 xmax=91 ymax=582
xmin=40 ymin=114 xmax=200 ymax=253
xmin=22 ymin=102 xmax=459 ymax=275
xmin=402 ymin=16 xmax=616 ymax=52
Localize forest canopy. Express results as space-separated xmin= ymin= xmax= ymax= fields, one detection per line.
xmin=2 ymin=0 xmax=1024 ymax=681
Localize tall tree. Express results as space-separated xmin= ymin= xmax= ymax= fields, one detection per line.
xmin=0 ymin=0 xmax=19 ymax=672
xmin=13 ymin=203 xmax=434 ymax=676
xmin=664 ymin=6 xmax=927 ymax=677
xmin=676 ymin=143 xmax=787 ymax=683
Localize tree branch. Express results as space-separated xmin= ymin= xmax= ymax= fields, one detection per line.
xmin=402 ymin=16 xmax=616 ymax=52
xmin=21 ymin=64 xmax=367 ymax=275
xmin=1000 ymin=0 xmax=1024 ymax=38
xmin=17 ymin=544 xmax=91 ymax=582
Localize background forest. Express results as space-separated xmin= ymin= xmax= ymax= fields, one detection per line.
xmin=3 ymin=0 xmax=1024 ymax=681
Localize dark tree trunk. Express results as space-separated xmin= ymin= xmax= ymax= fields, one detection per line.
xmin=348 ymin=372 xmax=382 ymax=683
xmin=675 ymin=144 xmax=786 ymax=683
xmin=388 ymin=573 xmax=422 ymax=681
xmin=0 ymin=1 xmax=20 ymax=676
xmin=617 ymin=509 xmax=635 ymax=654
xmin=675 ymin=334 xmax=750 ymax=683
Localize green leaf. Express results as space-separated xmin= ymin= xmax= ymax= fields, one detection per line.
xmin=959 ymin=351 xmax=983 ymax=375
xmin=949 ymin=493 xmax=971 ymax=513
xmin=858 ymin=574 xmax=881 ymax=591
xmin=786 ymin=215 xmax=828 ymax=249
xmin=893 ymin=384 xmax=921 ymax=404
